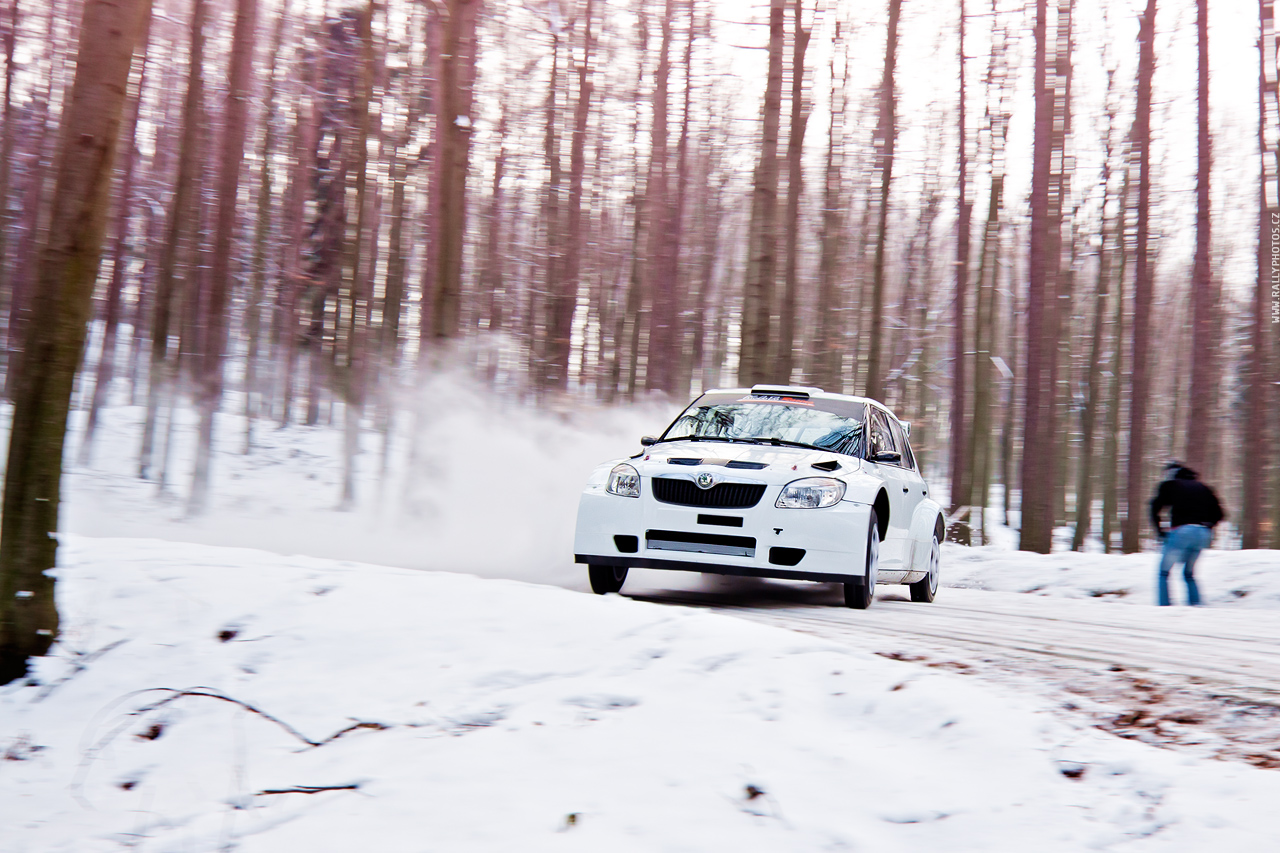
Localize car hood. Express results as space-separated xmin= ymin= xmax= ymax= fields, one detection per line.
xmin=585 ymin=440 xmax=889 ymax=505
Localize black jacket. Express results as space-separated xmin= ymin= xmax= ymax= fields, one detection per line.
xmin=1150 ymin=467 xmax=1225 ymax=536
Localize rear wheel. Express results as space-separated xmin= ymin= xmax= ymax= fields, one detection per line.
xmin=844 ymin=510 xmax=879 ymax=609
xmin=588 ymin=565 xmax=628 ymax=595
xmin=909 ymin=532 xmax=940 ymax=603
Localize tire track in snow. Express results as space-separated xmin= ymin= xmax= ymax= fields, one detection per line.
xmin=626 ymin=585 xmax=1280 ymax=705
xmin=625 ymin=583 xmax=1280 ymax=766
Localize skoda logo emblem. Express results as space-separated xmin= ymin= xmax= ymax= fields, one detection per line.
xmin=696 ymin=472 xmax=717 ymax=490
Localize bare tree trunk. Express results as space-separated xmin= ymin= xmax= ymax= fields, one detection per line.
xmin=864 ymin=0 xmax=901 ymax=402
xmin=1101 ymin=158 xmax=1131 ymax=553
xmin=1184 ymin=0 xmax=1213 ymax=476
xmin=3 ymin=3 xmax=57 ymax=398
xmin=243 ymin=0 xmax=288 ymax=453
xmin=187 ymin=0 xmax=258 ymax=515
xmin=967 ymin=138 xmax=1005 ymax=543
xmin=949 ymin=0 xmax=972 ymax=535
xmin=78 ymin=3 xmax=153 ymax=465
xmin=998 ymin=266 xmax=1018 ymax=527
xmin=777 ymin=0 xmax=810 ymax=384
xmin=1001 ymin=277 xmax=1020 ymax=526
xmin=140 ymin=0 xmax=204 ymax=481
xmin=416 ymin=7 xmax=440 ymax=364
xmin=0 ymin=0 xmax=19 ymax=321
xmin=737 ymin=0 xmax=784 ymax=387
xmin=1020 ymin=0 xmax=1055 ymax=553
xmin=615 ymin=200 xmax=643 ymax=399
xmin=476 ymin=101 xmax=505 ymax=366
xmin=278 ymin=50 xmax=316 ymax=427
xmin=613 ymin=2 xmax=648 ymax=401
xmin=536 ymin=28 xmax=564 ymax=391
xmin=1072 ymin=115 xmax=1115 ymax=552
xmin=644 ymin=0 xmax=679 ymax=395
xmin=177 ymin=103 xmax=216 ymax=393
xmin=1124 ymin=0 xmax=1157 ymax=553
xmin=1046 ymin=0 xmax=1074 ymax=531
xmin=125 ymin=18 xmax=180 ymax=408
xmin=383 ymin=5 xmax=427 ymax=371
xmin=340 ymin=1 xmax=374 ymax=510
xmin=665 ymin=0 xmax=696 ymax=394
xmin=306 ymin=13 xmax=361 ymax=428
xmin=967 ymin=20 xmax=1013 ymax=541
xmin=0 ymin=0 xmax=150 ymax=685
xmin=557 ymin=0 xmax=596 ymax=392
xmin=811 ymin=18 xmax=845 ymax=392
xmin=889 ymin=187 xmax=927 ymax=409
xmin=429 ymin=0 xmax=478 ymax=350
xmin=383 ymin=145 xmax=413 ymax=362
xmin=689 ymin=156 xmax=724 ymax=394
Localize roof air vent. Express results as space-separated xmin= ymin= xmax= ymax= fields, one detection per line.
xmin=749 ymin=385 xmax=822 ymax=400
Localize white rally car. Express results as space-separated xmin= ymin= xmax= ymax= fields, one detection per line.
xmin=574 ymin=386 xmax=945 ymax=608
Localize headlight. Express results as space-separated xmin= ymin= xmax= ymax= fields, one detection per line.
xmin=606 ymin=464 xmax=641 ymax=497
xmin=775 ymin=477 xmax=846 ymax=508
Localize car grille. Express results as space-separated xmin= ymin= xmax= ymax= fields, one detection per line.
xmin=646 ymin=530 xmax=756 ymax=558
xmin=651 ymin=477 xmax=767 ymax=509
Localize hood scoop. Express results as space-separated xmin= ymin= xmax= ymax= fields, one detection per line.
xmin=665 ymin=457 xmax=768 ymax=470
xmin=810 ymin=459 xmax=842 ymax=472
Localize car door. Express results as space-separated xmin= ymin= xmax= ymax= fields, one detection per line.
xmin=867 ymin=408 xmax=911 ymax=568
xmin=885 ymin=414 xmax=928 ymax=566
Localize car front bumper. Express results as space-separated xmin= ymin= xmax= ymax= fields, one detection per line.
xmin=573 ymin=481 xmax=875 ymax=585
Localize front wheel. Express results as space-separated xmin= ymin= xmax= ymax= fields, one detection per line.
xmin=588 ymin=565 xmax=628 ymax=595
xmin=909 ymin=532 xmax=940 ymax=603
xmin=844 ymin=509 xmax=879 ymax=609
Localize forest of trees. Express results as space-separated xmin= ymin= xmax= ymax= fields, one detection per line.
xmin=0 ymin=0 xmax=1276 ymax=677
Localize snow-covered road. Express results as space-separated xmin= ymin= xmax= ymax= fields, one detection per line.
xmin=629 ymin=584 xmax=1280 ymax=698
xmin=620 ymin=575 xmax=1280 ymax=769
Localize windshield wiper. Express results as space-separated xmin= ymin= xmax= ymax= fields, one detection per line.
xmin=658 ymin=435 xmax=829 ymax=453
xmin=686 ymin=435 xmax=825 ymax=450
xmin=733 ymin=436 xmax=842 ymax=453
xmin=753 ymin=437 xmax=827 ymax=452
xmin=657 ymin=435 xmax=766 ymax=445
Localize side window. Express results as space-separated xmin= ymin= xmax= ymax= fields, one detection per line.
xmin=901 ymin=437 xmax=918 ymax=471
xmin=868 ymin=410 xmax=899 ymax=461
xmin=886 ymin=416 xmax=912 ymax=470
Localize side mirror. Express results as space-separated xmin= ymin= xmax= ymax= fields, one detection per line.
xmin=871 ymin=450 xmax=901 ymax=464
xmin=640 ymin=435 xmax=658 ymax=447
xmin=899 ymin=421 xmax=911 ymax=438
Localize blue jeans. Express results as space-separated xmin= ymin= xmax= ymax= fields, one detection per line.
xmin=1157 ymin=525 xmax=1212 ymax=606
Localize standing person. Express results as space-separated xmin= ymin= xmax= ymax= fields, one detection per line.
xmin=1149 ymin=461 xmax=1225 ymax=606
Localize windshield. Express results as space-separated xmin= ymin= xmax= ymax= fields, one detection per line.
xmin=660 ymin=394 xmax=866 ymax=458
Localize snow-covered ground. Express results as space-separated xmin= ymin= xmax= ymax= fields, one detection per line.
xmin=942 ymin=542 xmax=1280 ymax=609
xmin=1 ymin=381 xmax=1278 ymax=849
xmin=4 ymin=536 xmax=1280 ymax=852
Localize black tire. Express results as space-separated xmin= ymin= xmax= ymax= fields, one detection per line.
xmin=909 ymin=532 xmax=940 ymax=603
xmin=844 ymin=509 xmax=879 ymax=609
xmin=588 ymin=565 xmax=628 ymax=595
